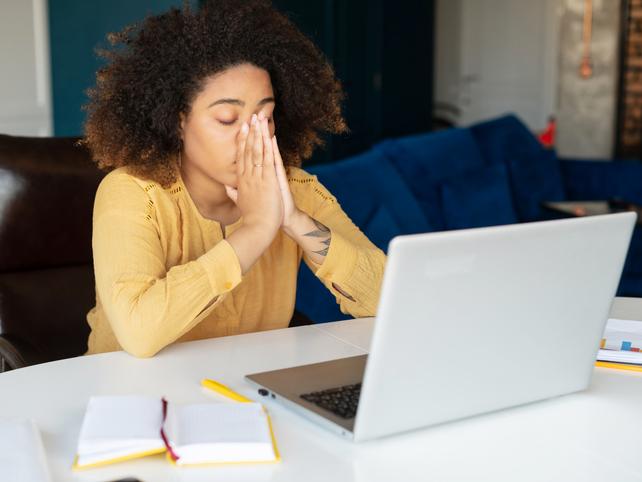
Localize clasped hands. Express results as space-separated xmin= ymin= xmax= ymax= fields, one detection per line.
xmin=224 ymin=112 xmax=302 ymax=239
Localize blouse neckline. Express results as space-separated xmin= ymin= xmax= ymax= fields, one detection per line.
xmin=175 ymin=171 xmax=243 ymax=233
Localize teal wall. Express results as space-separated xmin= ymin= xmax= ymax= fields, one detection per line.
xmin=48 ymin=0 xmax=198 ymax=136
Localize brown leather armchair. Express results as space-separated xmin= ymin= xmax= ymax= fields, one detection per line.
xmin=0 ymin=134 xmax=312 ymax=372
xmin=0 ymin=134 xmax=104 ymax=371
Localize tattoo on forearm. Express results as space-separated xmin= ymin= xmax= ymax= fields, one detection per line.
xmin=305 ymin=218 xmax=331 ymax=258
xmin=313 ymin=247 xmax=329 ymax=256
xmin=303 ymin=219 xmax=330 ymax=238
xmin=312 ymin=237 xmax=331 ymax=256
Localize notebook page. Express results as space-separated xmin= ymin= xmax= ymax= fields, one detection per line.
xmin=75 ymin=444 xmax=165 ymax=468
xmin=0 ymin=418 xmax=52 ymax=482
xmin=78 ymin=396 xmax=165 ymax=456
xmin=170 ymin=402 xmax=272 ymax=446
xmin=168 ymin=402 xmax=276 ymax=464
xmin=598 ymin=349 xmax=642 ymax=365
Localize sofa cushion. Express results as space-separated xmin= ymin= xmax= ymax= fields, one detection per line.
xmin=470 ymin=114 xmax=542 ymax=166
xmin=375 ymin=128 xmax=486 ymax=230
xmin=469 ymin=114 xmax=566 ymax=221
xmin=508 ymin=149 xmax=566 ymax=222
xmin=561 ymin=159 xmax=642 ymax=206
xmin=306 ymin=148 xmax=432 ymax=247
xmin=441 ymin=163 xmax=518 ymax=230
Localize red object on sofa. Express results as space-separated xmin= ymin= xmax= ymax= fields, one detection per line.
xmin=538 ymin=117 xmax=556 ymax=148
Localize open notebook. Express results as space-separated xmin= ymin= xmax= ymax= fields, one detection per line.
xmin=74 ymin=396 xmax=279 ymax=469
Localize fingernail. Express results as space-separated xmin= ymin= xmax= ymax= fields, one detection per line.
xmin=241 ymin=122 xmax=249 ymax=134
xmin=258 ymin=111 xmax=265 ymax=121
xmin=251 ymin=114 xmax=257 ymax=125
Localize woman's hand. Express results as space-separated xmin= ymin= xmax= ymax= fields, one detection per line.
xmin=225 ymin=113 xmax=282 ymax=238
xmin=270 ymin=128 xmax=302 ymax=231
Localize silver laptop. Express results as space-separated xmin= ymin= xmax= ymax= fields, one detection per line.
xmin=246 ymin=213 xmax=636 ymax=442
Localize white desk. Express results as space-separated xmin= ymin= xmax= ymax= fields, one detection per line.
xmin=1 ymin=300 xmax=642 ymax=482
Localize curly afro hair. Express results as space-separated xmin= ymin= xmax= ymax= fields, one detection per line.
xmin=80 ymin=0 xmax=348 ymax=187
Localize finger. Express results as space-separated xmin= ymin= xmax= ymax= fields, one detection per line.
xmin=224 ymin=185 xmax=238 ymax=204
xmin=244 ymin=114 xmax=257 ymax=176
xmin=260 ymin=116 xmax=275 ymax=177
xmin=236 ymin=122 xmax=249 ymax=176
xmin=250 ymin=114 xmax=263 ymax=176
xmin=272 ymin=135 xmax=288 ymax=189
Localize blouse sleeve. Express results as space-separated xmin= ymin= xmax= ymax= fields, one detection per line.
xmin=290 ymin=169 xmax=387 ymax=318
xmin=92 ymin=173 xmax=242 ymax=357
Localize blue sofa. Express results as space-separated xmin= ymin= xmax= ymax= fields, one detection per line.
xmin=296 ymin=114 xmax=642 ymax=323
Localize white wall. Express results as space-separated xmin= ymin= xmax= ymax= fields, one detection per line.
xmin=0 ymin=0 xmax=53 ymax=136
xmin=434 ymin=0 xmax=560 ymax=132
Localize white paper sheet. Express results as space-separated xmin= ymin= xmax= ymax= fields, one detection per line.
xmin=0 ymin=418 xmax=52 ymax=482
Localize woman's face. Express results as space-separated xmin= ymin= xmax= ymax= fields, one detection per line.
xmin=179 ymin=63 xmax=276 ymax=188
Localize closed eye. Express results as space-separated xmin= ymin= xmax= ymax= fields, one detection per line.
xmin=218 ymin=118 xmax=272 ymax=126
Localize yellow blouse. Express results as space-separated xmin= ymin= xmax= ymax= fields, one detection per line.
xmin=86 ymin=166 xmax=386 ymax=357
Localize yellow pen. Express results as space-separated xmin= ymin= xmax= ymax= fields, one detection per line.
xmin=595 ymin=361 xmax=642 ymax=373
xmin=201 ymin=378 xmax=253 ymax=403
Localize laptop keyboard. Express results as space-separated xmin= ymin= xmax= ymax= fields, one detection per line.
xmin=300 ymin=383 xmax=361 ymax=419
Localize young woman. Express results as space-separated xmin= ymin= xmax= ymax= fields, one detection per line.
xmin=82 ymin=0 xmax=386 ymax=357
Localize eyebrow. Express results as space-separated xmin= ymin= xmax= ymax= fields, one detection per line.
xmin=207 ymin=97 xmax=275 ymax=108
